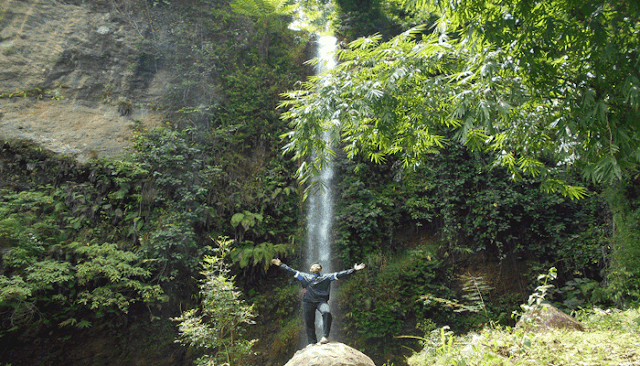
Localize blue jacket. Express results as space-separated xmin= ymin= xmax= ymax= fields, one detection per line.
xmin=279 ymin=264 xmax=355 ymax=303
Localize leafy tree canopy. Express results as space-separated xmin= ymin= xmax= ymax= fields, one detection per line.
xmin=281 ymin=0 xmax=640 ymax=198
xmin=231 ymin=0 xmax=295 ymax=23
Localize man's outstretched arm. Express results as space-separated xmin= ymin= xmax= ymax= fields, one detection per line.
xmin=271 ymin=258 xmax=300 ymax=277
xmin=332 ymin=263 xmax=366 ymax=280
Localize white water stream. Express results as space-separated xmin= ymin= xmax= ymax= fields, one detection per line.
xmin=301 ymin=34 xmax=341 ymax=346
xmin=304 ymin=35 xmax=338 ymax=273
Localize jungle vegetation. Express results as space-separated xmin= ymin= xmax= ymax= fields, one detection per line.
xmin=1 ymin=0 xmax=639 ymax=365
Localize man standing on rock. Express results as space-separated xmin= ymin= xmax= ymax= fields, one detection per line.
xmin=271 ymin=258 xmax=366 ymax=345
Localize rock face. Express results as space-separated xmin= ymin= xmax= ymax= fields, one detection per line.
xmin=284 ymin=342 xmax=376 ymax=366
xmin=0 ymin=0 xmax=220 ymax=161
xmin=516 ymin=303 xmax=585 ymax=332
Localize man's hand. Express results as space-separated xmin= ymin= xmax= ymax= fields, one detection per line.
xmin=354 ymin=263 xmax=366 ymax=271
xmin=271 ymin=258 xmax=282 ymax=266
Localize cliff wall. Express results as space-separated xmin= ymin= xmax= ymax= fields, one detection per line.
xmin=0 ymin=0 xmax=204 ymax=161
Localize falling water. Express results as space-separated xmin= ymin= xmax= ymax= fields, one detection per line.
xmin=304 ymin=35 xmax=337 ymax=273
xmin=301 ymin=34 xmax=341 ymax=345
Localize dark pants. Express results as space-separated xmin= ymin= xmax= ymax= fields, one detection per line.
xmin=303 ymin=301 xmax=332 ymax=344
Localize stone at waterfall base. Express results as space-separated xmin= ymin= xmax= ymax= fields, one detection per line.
xmin=284 ymin=342 xmax=376 ymax=366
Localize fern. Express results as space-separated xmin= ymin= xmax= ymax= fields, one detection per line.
xmin=230 ymin=242 xmax=292 ymax=271
xmin=231 ymin=211 xmax=263 ymax=231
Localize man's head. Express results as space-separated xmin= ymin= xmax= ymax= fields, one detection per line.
xmin=310 ymin=263 xmax=322 ymax=273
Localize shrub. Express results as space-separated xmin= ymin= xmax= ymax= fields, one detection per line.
xmin=173 ymin=237 xmax=256 ymax=366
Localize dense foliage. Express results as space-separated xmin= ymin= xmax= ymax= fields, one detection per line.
xmin=334 ymin=138 xmax=610 ymax=274
xmin=277 ymin=1 xmax=639 ymax=362
xmin=0 ymin=151 xmax=167 ymax=334
xmin=332 ymin=137 xmax=611 ymax=364
xmin=280 ymin=0 xmax=640 ymax=317
xmin=282 ymin=0 xmax=640 ymax=196
xmin=0 ymin=0 xmax=307 ymax=359
xmin=340 ymin=248 xmax=454 ymax=363
xmin=602 ymin=179 xmax=640 ymax=307
xmin=2 ymin=0 xmax=640 ymax=365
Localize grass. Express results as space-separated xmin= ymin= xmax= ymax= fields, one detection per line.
xmin=407 ymin=308 xmax=640 ymax=366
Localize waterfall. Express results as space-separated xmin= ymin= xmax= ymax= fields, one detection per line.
xmin=304 ymin=135 xmax=336 ymax=275
xmin=301 ymin=34 xmax=341 ymax=345
xmin=304 ymin=35 xmax=338 ymax=273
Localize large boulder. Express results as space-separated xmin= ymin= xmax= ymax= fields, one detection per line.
xmin=516 ymin=303 xmax=585 ymax=332
xmin=284 ymin=342 xmax=376 ymax=366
